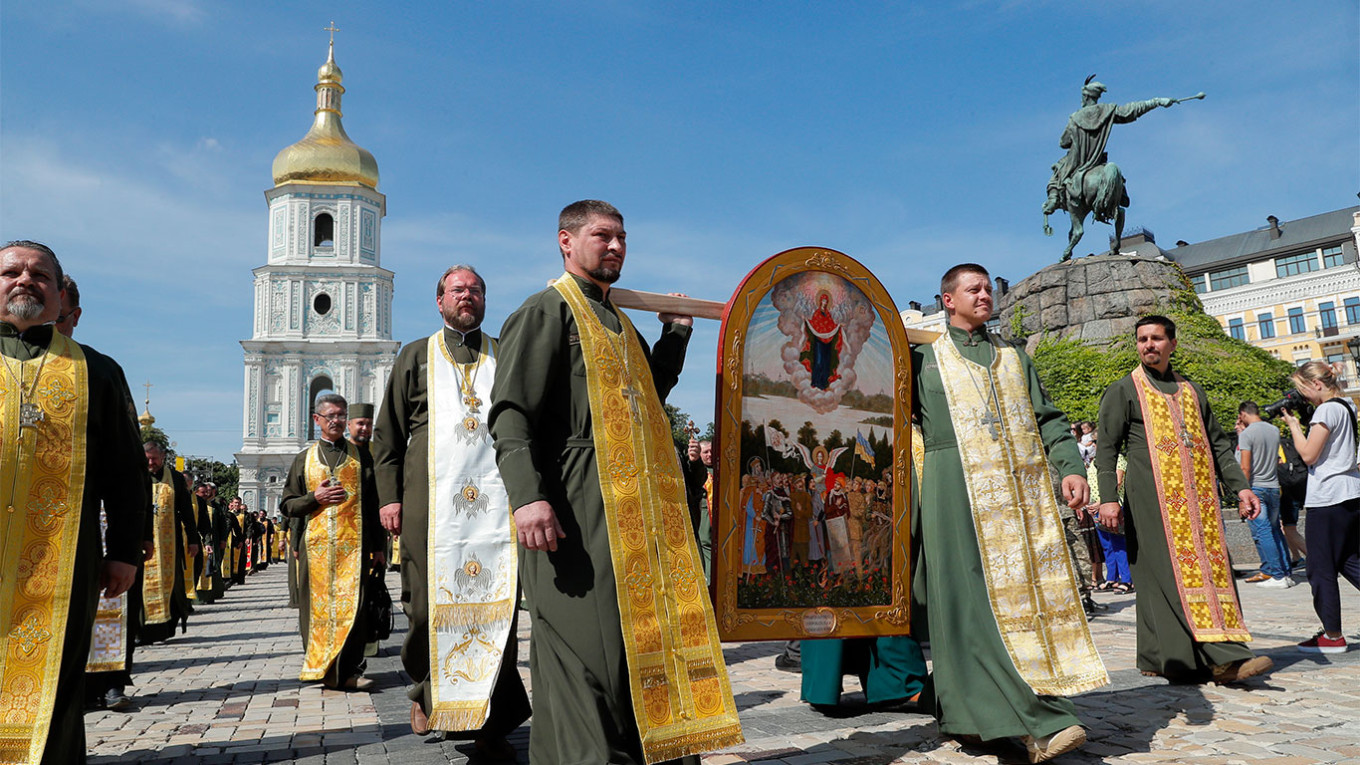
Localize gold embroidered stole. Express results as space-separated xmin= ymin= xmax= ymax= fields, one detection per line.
xmin=933 ymin=335 xmax=1107 ymax=695
xmin=196 ymin=498 xmax=214 ymax=592
xmin=554 ymin=275 xmax=743 ymax=763
xmin=86 ymin=506 xmax=129 ymax=673
xmin=1131 ymin=367 xmax=1249 ymax=642
xmin=143 ymin=471 xmax=179 ymax=625
xmin=0 ymin=333 xmax=88 ymax=762
xmin=179 ymin=478 xmax=197 ymax=601
xmin=300 ymin=442 xmax=364 ymax=681
xmin=425 ymin=331 xmax=517 ymax=731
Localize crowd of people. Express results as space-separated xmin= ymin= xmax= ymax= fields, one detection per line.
xmin=2 ymin=203 xmax=1357 ymax=765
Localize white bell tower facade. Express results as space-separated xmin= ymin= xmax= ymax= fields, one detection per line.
xmin=236 ymin=38 xmax=399 ymax=515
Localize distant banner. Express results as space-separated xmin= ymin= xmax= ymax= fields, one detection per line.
xmin=713 ymin=247 xmax=913 ymax=642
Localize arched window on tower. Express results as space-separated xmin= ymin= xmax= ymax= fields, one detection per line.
xmin=314 ymin=213 xmax=335 ymax=249
xmin=307 ymin=375 xmax=336 ymax=441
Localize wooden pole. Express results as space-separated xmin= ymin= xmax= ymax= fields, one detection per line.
xmin=576 ymin=285 xmax=943 ymax=344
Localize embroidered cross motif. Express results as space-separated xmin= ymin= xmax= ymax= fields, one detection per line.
xmin=10 ymin=613 xmax=53 ymax=656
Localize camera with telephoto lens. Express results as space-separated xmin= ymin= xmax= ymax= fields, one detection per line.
xmin=1262 ymin=389 xmax=1313 ymax=421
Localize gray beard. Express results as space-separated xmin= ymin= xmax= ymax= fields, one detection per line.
xmin=6 ymin=295 xmax=45 ymax=321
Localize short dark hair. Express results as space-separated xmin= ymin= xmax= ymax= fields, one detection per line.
xmin=435 ymin=265 xmax=485 ymax=298
xmin=2 ymin=240 xmax=64 ymax=284
xmin=559 ymin=200 xmax=623 ymax=235
xmin=62 ymin=275 xmax=80 ymax=308
xmin=1135 ymin=314 xmax=1177 ymax=340
xmin=940 ymin=263 xmax=989 ymax=295
xmin=1239 ymin=401 xmax=1259 ymax=416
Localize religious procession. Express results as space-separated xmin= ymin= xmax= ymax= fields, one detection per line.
xmin=4 ymin=13 xmax=1359 ymax=765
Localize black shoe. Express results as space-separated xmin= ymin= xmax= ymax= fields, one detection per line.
xmin=104 ymin=687 xmax=132 ymax=712
xmin=774 ymin=654 xmax=801 ymax=673
xmin=1082 ymin=596 xmax=1106 ymax=617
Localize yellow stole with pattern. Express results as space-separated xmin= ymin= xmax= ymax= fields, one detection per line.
xmin=0 ymin=333 xmax=88 ymax=763
xmin=300 ymin=441 xmax=364 ymax=681
xmin=86 ymin=507 xmax=129 ymax=674
xmin=180 ymin=518 xmax=198 ymax=601
xmin=554 ymin=275 xmax=743 ymax=763
xmin=933 ymin=334 xmax=1108 ymax=695
xmin=1131 ymin=366 xmax=1250 ymax=642
xmin=143 ymin=469 xmax=180 ymax=625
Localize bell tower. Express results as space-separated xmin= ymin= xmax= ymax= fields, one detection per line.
xmin=235 ymin=30 xmax=399 ymax=514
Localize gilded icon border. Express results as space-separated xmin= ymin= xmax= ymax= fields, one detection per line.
xmin=712 ymin=247 xmax=913 ymax=641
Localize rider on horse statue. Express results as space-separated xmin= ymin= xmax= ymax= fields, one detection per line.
xmin=1043 ymin=75 xmax=1202 ymax=261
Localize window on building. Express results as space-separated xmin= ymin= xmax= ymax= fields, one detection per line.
xmin=1323 ymin=246 xmax=1345 ymax=269
xmin=1189 ymin=273 xmax=1207 ymax=294
xmin=1209 ymin=266 xmax=1249 ymax=291
xmin=1346 ymin=297 xmax=1360 ymax=325
xmin=1320 ymin=302 xmax=1337 ymax=330
xmin=314 ymin=213 xmax=335 ymax=247
xmin=1257 ymin=313 xmax=1275 ymax=339
xmin=1275 ymin=251 xmax=1319 ymax=278
xmin=1287 ymin=307 xmax=1306 ymax=334
xmin=1227 ymin=318 xmax=1244 ymax=340
xmin=1326 ymin=352 xmax=1347 ymax=368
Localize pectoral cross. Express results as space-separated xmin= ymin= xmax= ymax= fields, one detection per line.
xmin=1180 ymin=427 xmax=1194 ymax=448
xmin=980 ymin=409 xmax=1001 ymax=440
xmin=463 ymin=393 xmax=482 ymax=412
xmin=621 ymin=385 xmax=644 ymax=425
xmin=19 ymin=402 xmax=44 ymax=430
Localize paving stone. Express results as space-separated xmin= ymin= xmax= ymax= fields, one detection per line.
xmin=84 ymin=555 xmax=1360 ymax=764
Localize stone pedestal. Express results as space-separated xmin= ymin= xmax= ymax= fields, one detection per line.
xmin=997 ymin=254 xmax=1189 ymax=351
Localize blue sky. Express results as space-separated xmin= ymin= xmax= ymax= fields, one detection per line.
xmin=2 ymin=1 xmax=1355 ymax=461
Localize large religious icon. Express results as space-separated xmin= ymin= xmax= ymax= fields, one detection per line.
xmin=713 ymin=247 xmax=912 ymax=642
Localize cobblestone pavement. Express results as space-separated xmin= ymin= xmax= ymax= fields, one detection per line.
xmin=88 ymin=563 xmax=1360 ymax=764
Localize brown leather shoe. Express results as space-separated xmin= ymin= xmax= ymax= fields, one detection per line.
xmin=1212 ymin=655 xmax=1274 ymax=685
xmin=410 ymin=701 xmax=431 ymax=735
xmin=1243 ymin=572 xmax=1271 ymax=583
xmin=474 ymin=735 xmax=517 ymax=762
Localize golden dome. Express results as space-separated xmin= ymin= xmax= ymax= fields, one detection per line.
xmin=271 ymin=41 xmax=379 ymax=189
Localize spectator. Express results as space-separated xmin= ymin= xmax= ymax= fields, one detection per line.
xmin=1280 ymin=361 xmax=1360 ymax=654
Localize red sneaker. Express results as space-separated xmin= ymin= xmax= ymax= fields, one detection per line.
xmin=1298 ymin=632 xmax=1347 ymax=654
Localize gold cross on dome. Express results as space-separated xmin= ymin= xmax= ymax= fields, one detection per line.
xmin=324 ymin=21 xmax=340 ymax=44
xmin=143 ymin=379 xmax=153 ymax=404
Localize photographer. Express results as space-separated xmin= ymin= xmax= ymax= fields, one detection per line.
xmin=1280 ymin=361 xmax=1360 ymax=654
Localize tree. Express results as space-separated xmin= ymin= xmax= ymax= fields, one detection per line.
xmin=183 ymin=457 xmax=240 ymax=501
xmin=140 ymin=423 xmax=172 ymax=454
xmin=1030 ymin=279 xmax=1294 ymax=433
xmin=797 ymin=420 xmax=819 ymax=449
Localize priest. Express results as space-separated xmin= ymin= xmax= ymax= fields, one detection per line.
xmin=490 ymin=200 xmax=743 ymax=764
xmin=281 ymin=393 xmax=384 ymax=691
xmin=138 ymin=441 xmax=199 ymax=644
xmin=372 ymin=266 xmax=529 ymax=756
xmin=912 ymin=263 xmax=1106 ymax=763
xmin=0 ymin=240 xmax=148 ymax=764
xmin=1095 ymin=315 xmax=1273 ymax=684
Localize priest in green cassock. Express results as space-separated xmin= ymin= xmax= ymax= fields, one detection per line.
xmin=1096 ymin=315 xmax=1273 ymax=685
xmin=281 ymin=393 xmax=384 ymax=691
xmin=0 ymin=240 xmax=148 ymax=765
xmin=490 ymin=201 xmax=743 ymax=765
xmin=372 ymin=266 xmax=529 ymax=757
xmin=912 ymin=263 xmax=1106 ymax=764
